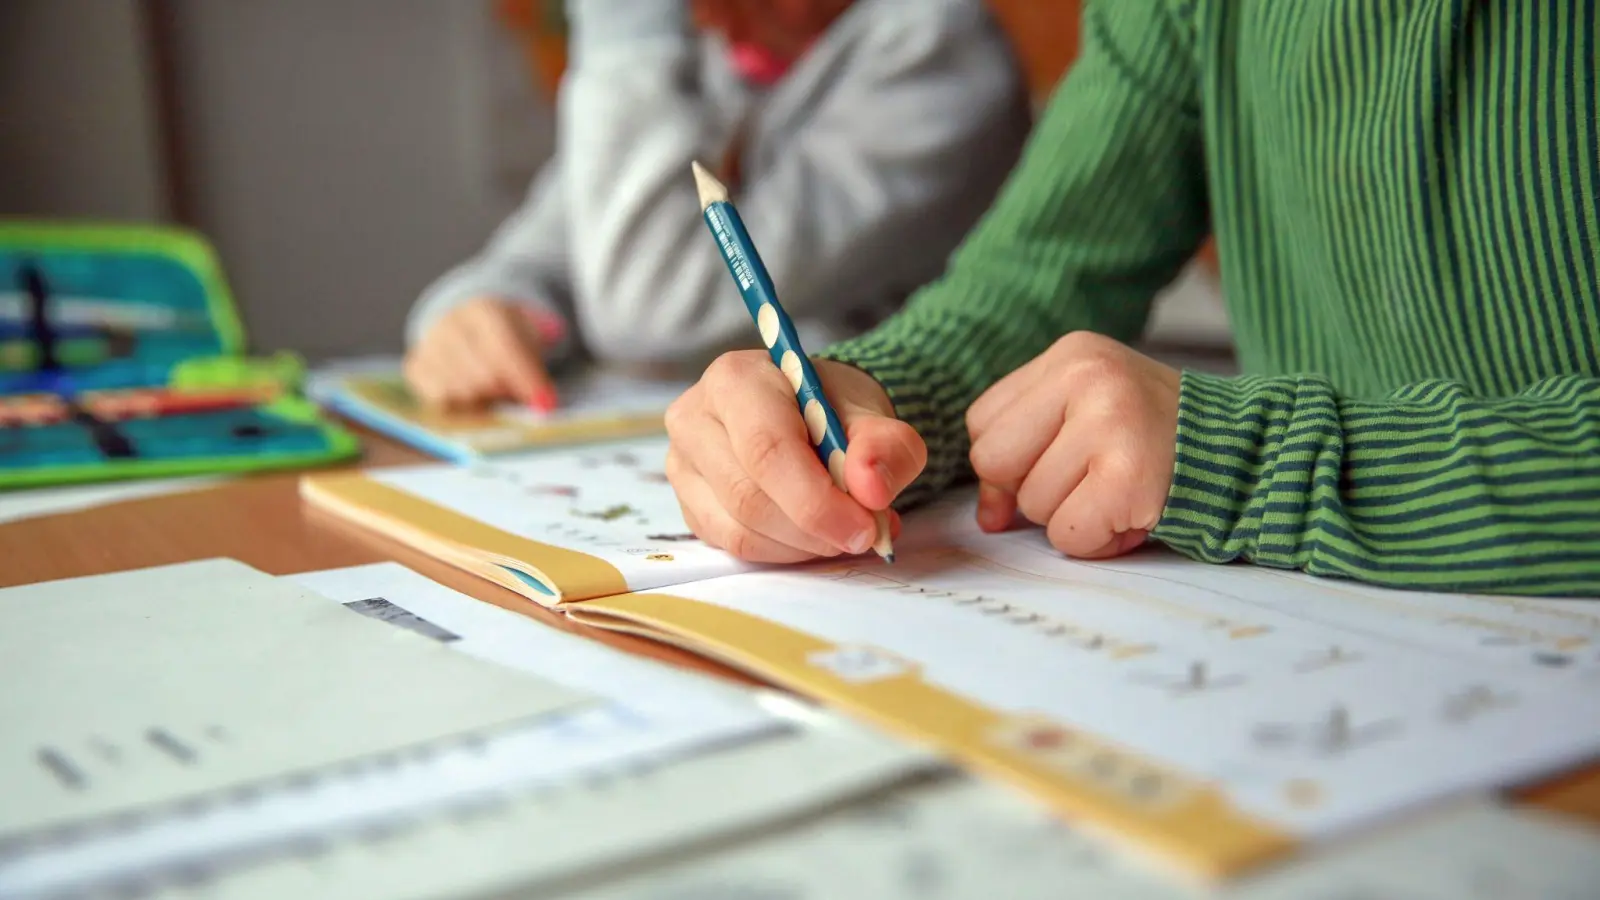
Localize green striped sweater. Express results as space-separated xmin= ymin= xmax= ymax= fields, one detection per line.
xmin=820 ymin=0 xmax=1600 ymax=597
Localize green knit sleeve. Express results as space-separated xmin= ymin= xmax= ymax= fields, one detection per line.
xmin=818 ymin=0 xmax=1210 ymax=507
xmin=1153 ymin=372 xmax=1600 ymax=597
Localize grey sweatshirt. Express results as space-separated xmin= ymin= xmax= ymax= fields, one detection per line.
xmin=407 ymin=0 xmax=1031 ymax=375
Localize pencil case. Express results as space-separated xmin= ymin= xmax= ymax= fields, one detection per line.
xmin=0 ymin=220 xmax=358 ymax=490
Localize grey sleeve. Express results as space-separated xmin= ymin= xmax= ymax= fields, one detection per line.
xmin=556 ymin=0 xmax=1031 ymax=365
xmin=404 ymin=155 xmax=577 ymax=360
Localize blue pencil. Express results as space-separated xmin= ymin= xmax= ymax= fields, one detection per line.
xmin=692 ymin=161 xmax=894 ymax=563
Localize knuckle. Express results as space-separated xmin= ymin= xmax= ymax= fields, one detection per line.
xmin=707 ymin=350 xmax=760 ymax=384
xmin=1103 ymin=449 xmax=1158 ymax=498
xmin=787 ymin=494 xmax=833 ymax=535
xmin=968 ymin=439 xmax=1019 ymax=486
xmin=663 ymin=448 xmax=686 ymax=484
xmin=1054 ymin=329 xmax=1109 ymax=354
xmin=1064 ymin=351 xmax=1121 ymax=385
xmin=741 ymin=426 xmax=787 ymax=481
xmin=968 ymin=445 xmax=1005 ymax=486
xmin=663 ymin=394 xmax=693 ymax=435
xmin=725 ymin=474 xmax=771 ymax=524
xmin=967 ymin=442 xmax=993 ymax=478
xmin=1016 ymin=491 xmax=1054 ymax=526
xmin=704 ymin=354 xmax=735 ymax=382
xmin=1050 ymin=330 xmax=1094 ymax=358
xmin=720 ymin=526 xmax=761 ymax=561
xmin=1101 ymin=448 xmax=1142 ymax=483
xmin=964 ymin=403 xmax=986 ymax=438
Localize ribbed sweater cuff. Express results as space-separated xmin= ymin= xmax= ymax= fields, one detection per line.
xmin=1152 ymin=370 xmax=1337 ymax=569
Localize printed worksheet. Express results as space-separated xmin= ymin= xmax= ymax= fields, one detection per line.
xmin=353 ymin=438 xmax=985 ymax=601
xmin=361 ymin=437 xmax=753 ymax=595
xmin=584 ymin=528 xmax=1600 ymax=867
xmin=0 ymin=564 xmax=928 ymax=900
xmin=0 ymin=559 xmax=590 ymax=843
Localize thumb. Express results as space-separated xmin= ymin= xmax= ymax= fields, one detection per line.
xmin=840 ymin=411 xmax=926 ymax=512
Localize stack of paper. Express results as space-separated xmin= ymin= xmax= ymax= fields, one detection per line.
xmin=7 ymin=559 xmax=1598 ymax=900
xmin=0 ymin=560 xmax=935 ymax=898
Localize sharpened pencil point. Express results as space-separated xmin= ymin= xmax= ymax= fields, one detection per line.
xmin=691 ymin=160 xmax=729 ymax=211
xmin=870 ymin=509 xmax=895 ymax=564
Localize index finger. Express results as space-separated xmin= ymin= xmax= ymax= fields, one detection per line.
xmin=713 ymin=372 xmax=878 ymax=555
xmin=463 ymin=305 xmax=555 ymax=406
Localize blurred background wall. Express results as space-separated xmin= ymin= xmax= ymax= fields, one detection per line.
xmin=0 ymin=0 xmax=1231 ymax=368
xmin=0 ymin=0 xmax=168 ymax=222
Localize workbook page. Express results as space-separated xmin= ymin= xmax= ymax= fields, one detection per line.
xmin=363 ymin=438 xmax=986 ymax=598
xmin=364 ymin=437 xmax=756 ymax=593
xmin=622 ymin=531 xmax=1600 ymax=846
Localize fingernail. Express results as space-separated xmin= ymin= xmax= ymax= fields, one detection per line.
xmin=872 ymin=461 xmax=894 ymax=489
xmin=529 ymin=386 xmax=559 ymax=412
xmin=848 ymin=527 xmax=875 ymax=555
xmin=976 ymin=485 xmax=1010 ymax=532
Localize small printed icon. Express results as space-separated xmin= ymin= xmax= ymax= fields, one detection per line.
xmin=807 ymin=644 xmax=911 ymax=683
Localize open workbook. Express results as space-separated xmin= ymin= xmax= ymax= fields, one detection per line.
xmin=300 ymin=436 xmax=1600 ymax=881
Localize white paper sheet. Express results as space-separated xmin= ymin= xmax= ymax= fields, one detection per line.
xmin=365 ymin=437 xmax=760 ymax=595
xmin=287 ymin=562 xmax=778 ymax=736
xmin=361 ymin=439 xmax=985 ymax=599
xmin=0 ymin=563 xmax=928 ymax=900
xmin=0 ymin=559 xmax=588 ymax=842
xmin=130 ymin=713 xmax=934 ymax=900
xmin=655 ymin=531 xmax=1600 ymax=841
xmin=565 ymin=783 xmax=1600 ymax=900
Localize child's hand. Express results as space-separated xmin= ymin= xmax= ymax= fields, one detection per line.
xmin=664 ymin=350 xmax=926 ymax=563
xmin=403 ymin=297 xmax=560 ymax=411
xmin=966 ymin=331 xmax=1181 ymax=559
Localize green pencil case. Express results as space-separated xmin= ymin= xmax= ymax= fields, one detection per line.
xmin=0 ymin=220 xmax=359 ymax=490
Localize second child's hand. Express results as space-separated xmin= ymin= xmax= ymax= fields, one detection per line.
xmin=967 ymin=331 xmax=1181 ymax=559
xmin=403 ymin=297 xmax=561 ymax=412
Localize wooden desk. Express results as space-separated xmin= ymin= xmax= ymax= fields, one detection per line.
xmin=0 ymin=426 xmax=756 ymax=686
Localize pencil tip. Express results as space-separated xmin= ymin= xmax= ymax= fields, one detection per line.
xmin=884 ymin=553 xmax=896 ymax=565
xmin=691 ymin=160 xmax=729 ymax=210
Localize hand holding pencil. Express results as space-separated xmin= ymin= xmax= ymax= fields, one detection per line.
xmin=662 ymin=162 xmax=927 ymax=564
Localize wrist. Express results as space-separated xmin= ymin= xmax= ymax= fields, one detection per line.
xmin=1151 ymin=370 xmax=1330 ymax=566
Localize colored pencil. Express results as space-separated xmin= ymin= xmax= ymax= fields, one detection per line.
xmin=691 ymin=160 xmax=894 ymax=563
xmin=82 ymin=387 xmax=276 ymax=420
